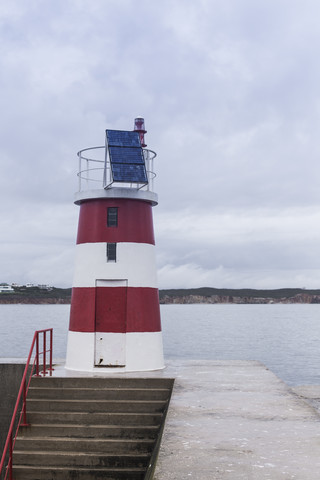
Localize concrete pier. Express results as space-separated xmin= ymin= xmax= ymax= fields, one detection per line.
xmin=153 ymin=360 xmax=320 ymax=479
xmin=2 ymin=359 xmax=320 ymax=479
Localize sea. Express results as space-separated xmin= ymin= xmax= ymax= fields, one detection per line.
xmin=0 ymin=303 xmax=320 ymax=386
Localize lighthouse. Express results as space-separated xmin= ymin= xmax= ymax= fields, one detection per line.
xmin=65 ymin=118 xmax=164 ymax=372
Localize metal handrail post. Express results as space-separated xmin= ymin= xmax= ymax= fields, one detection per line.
xmin=49 ymin=328 xmax=53 ymax=372
xmin=35 ymin=334 xmax=39 ymax=376
xmin=43 ymin=330 xmax=46 ymax=376
xmin=78 ymin=153 xmax=82 ymax=191
xmin=103 ymin=141 xmax=107 ymax=187
xmin=86 ymin=158 xmax=89 ymax=190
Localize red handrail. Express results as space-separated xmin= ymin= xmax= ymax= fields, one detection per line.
xmin=0 ymin=328 xmax=53 ymax=480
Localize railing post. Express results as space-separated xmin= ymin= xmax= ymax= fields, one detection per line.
xmin=35 ymin=333 xmax=40 ymax=376
xmin=49 ymin=328 xmax=53 ymax=373
xmin=78 ymin=153 xmax=82 ymax=191
xmin=43 ymin=330 xmax=47 ymax=376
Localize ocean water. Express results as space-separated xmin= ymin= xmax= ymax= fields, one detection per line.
xmin=0 ymin=303 xmax=319 ymax=386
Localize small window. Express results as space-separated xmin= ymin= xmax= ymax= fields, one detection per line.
xmin=107 ymin=243 xmax=117 ymax=262
xmin=107 ymin=207 xmax=118 ymax=227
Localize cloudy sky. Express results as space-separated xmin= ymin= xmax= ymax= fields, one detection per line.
xmin=1 ymin=0 xmax=320 ymax=289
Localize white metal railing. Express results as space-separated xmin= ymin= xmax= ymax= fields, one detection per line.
xmin=77 ymin=146 xmax=157 ymax=193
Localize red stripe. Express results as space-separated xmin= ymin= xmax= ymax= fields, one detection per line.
xmin=76 ymin=199 xmax=155 ymax=245
xmin=69 ymin=286 xmax=161 ymax=333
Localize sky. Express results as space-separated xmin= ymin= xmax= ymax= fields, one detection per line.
xmin=1 ymin=0 xmax=320 ymax=290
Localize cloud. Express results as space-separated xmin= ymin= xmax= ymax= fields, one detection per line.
xmin=0 ymin=0 xmax=320 ymax=288
xmin=157 ymin=263 xmax=320 ymax=290
xmin=155 ymin=206 xmax=320 ymax=288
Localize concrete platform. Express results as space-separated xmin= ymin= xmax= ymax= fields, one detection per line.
xmin=50 ymin=359 xmax=320 ymax=479
xmin=154 ymin=360 xmax=320 ymax=479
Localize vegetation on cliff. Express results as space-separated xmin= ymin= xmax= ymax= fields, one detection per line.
xmin=159 ymin=288 xmax=320 ymax=304
xmin=1 ymin=286 xmax=320 ymax=304
xmin=0 ymin=286 xmax=71 ymax=304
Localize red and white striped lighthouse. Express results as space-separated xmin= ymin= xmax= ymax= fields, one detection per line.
xmin=65 ymin=118 xmax=164 ymax=372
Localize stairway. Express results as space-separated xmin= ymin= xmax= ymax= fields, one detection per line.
xmin=12 ymin=377 xmax=174 ymax=480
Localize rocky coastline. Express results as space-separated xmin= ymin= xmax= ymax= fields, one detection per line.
xmin=0 ymin=286 xmax=71 ymax=304
xmin=0 ymin=296 xmax=70 ymax=304
xmin=159 ymin=288 xmax=320 ymax=304
xmin=159 ymin=293 xmax=320 ymax=304
xmin=1 ymin=287 xmax=320 ymax=305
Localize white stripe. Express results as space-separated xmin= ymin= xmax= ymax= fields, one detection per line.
xmin=125 ymin=332 xmax=164 ymax=371
xmin=72 ymin=242 xmax=158 ymax=288
xmin=66 ymin=331 xmax=95 ymax=371
xmin=65 ymin=331 xmax=164 ymax=372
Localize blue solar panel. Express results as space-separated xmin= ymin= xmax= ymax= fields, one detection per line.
xmin=109 ymin=146 xmax=144 ymax=164
xmin=106 ymin=129 xmax=148 ymax=184
xmin=111 ymin=164 xmax=148 ymax=183
xmin=106 ymin=130 xmax=141 ymax=147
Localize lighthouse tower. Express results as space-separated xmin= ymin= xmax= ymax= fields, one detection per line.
xmin=66 ymin=118 xmax=164 ymax=373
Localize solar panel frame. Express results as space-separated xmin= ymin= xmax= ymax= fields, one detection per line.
xmin=106 ymin=130 xmax=141 ymax=147
xmin=106 ymin=129 xmax=148 ymax=185
xmin=111 ymin=163 xmax=148 ymax=183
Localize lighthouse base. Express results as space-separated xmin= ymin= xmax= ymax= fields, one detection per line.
xmin=65 ymin=331 xmax=164 ymax=373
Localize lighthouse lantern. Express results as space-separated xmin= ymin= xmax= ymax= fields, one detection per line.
xmin=134 ymin=116 xmax=147 ymax=147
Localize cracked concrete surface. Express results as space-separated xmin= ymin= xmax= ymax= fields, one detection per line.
xmin=154 ymin=360 xmax=320 ymax=480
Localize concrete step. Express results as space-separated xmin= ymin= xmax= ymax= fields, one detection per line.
xmin=13 ymin=451 xmax=149 ymax=468
xmin=30 ymin=376 xmax=174 ymax=390
xmin=13 ymin=465 xmax=146 ymax=480
xmin=14 ymin=437 xmax=154 ymax=454
xmin=26 ymin=411 xmax=163 ymax=426
xmin=19 ymin=423 xmax=159 ymax=439
xmin=28 ymin=386 xmax=171 ymax=401
xmin=27 ymin=398 xmax=167 ymax=413
xmin=11 ymin=377 xmax=174 ymax=479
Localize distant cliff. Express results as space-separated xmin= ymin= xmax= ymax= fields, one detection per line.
xmin=159 ymin=288 xmax=320 ymax=304
xmin=1 ymin=286 xmax=320 ymax=304
xmin=0 ymin=297 xmax=71 ymax=304
xmin=0 ymin=286 xmax=71 ymax=304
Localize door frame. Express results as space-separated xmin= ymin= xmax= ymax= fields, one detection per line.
xmin=94 ymin=279 xmax=128 ymax=367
